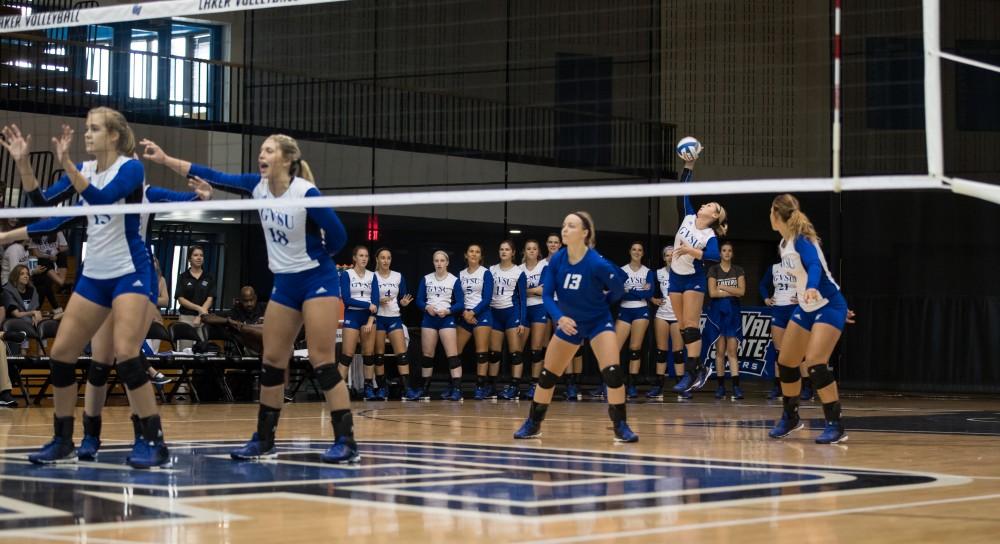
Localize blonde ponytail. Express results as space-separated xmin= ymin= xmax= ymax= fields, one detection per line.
xmin=772 ymin=194 xmax=820 ymax=243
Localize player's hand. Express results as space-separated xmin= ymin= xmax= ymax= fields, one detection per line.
xmin=426 ymin=306 xmax=437 ymax=316
xmin=803 ymin=288 xmax=821 ymax=304
xmin=140 ymin=138 xmax=167 ymax=164
xmin=516 ymin=325 xmax=526 ymax=336
xmin=400 ymin=294 xmax=413 ymax=307
xmin=188 ymin=175 xmax=214 ymax=200
xmin=764 ymin=297 xmax=774 ymax=306
xmin=1 ymin=124 xmax=31 ymax=163
xmin=51 ymin=125 xmax=73 ymax=166
xmin=557 ymin=316 xmax=577 ymax=336
xmin=846 ymin=309 xmax=856 ymax=325
xmin=362 ymin=322 xmax=374 ymax=334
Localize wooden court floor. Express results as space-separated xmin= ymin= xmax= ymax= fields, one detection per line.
xmin=0 ymin=391 xmax=998 ymax=543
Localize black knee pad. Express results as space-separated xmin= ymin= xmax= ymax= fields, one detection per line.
xmin=87 ymin=361 xmax=113 ymax=387
xmin=476 ymin=352 xmax=490 ymax=365
xmin=530 ymin=349 xmax=544 ymax=364
xmin=337 ymin=353 xmax=353 ymax=368
xmin=314 ymin=363 xmax=342 ymax=391
xmin=574 ymin=346 xmax=584 ymax=358
xmin=510 ymin=351 xmax=524 ymax=367
xmin=655 ymin=349 xmax=668 ymax=364
xmin=421 ymin=356 xmax=435 ymax=370
xmin=629 ymin=349 xmax=641 ymax=362
xmin=601 ymin=365 xmax=625 ymax=388
xmin=50 ymin=359 xmax=77 ymax=388
xmin=117 ymin=356 xmax=149 ymax=390
xmin=681 ymin=327 xmax=701 ymax=344
xmin=488 ymin=351 xmax=500 ymax=364
xmin=362 ymin=355 xmax=375 ymax=367
xmin=396 ymin=352 xmax=410 ymax=366
xmin=373 ymin=354 xmax=385 ymax=367
xmin=447 ymin=355 xmax=462 ymax=370
xmin=260 ymin=364 xmax=285 ymax=387
xmin=778 ymin=364 xmax=801 ymax=384
xmin=538 ymin=368 xmax=559 ymax=389
xmin=807 ymin=364 xmax=836 ymax=390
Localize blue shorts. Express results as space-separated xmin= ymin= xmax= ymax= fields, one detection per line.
xmin=342 ymin=308 xmax=373 ymax=330
xmin=617 ymin=306 xmax=650 ymax=324
xmin=790 ymin=293 xmax=849 ymax=332
xmin=271 ymin=261 xmax=341 ymax=311
xmin=554 ymin=312 xmax=616 ymax=345
xmin=75 ymin=266 xmax=153 ymax=309
xmin=668 ymin=270 xmax=706 ymax=294
xmin=458 ymin=308 xmax=492 ymax=332
xmin=376 ymin=315 xmax=405 ymax=333
xmin=770 ymin=304 xmax=796 ymax=329
xmin=707 ymin=299 xmax=743 ymax=339
xmin=422 ymin=314 xmax=456 ymax=330
xmin=491 ymin=306 xmax=522 ymax=331
xmin=526 ymin=304 xmax=549 ymax=325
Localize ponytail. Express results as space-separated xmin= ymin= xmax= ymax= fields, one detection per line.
xmin=772 ymin=194 xmax=820 ymax=243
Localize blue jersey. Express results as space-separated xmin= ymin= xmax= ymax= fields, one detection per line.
xmin=189 ymin=164 xmax=347 ymax=274
xmin=542 ymin=248 xmax=624 ymax=323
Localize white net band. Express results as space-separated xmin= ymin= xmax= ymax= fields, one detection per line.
xmin=0 ymin=175 xmax=947 ymax=220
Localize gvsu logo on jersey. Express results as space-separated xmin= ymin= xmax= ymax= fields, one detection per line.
xmin=704 ymin=310 xmax=774 ymax=377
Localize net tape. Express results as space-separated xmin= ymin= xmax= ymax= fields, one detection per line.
xmin=0 ymin=175 xmax=956 ymax=220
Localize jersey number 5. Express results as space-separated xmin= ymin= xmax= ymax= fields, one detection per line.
xmin=563 ymin=274 xmax=582 ymax=290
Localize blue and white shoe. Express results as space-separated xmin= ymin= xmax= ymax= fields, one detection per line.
xmin=565 ymin=383 xmax=579 ymax=401
xmin=445 ymin=387 xmax=463 ymax=401
xmin=646 ymin=385 xmax=664 ymax=399
xmin=321 ymin=436 xmax=360 ymax=464
xmin=230 ymin=433 xmax=277 ymax=460
xmin=128 ymin=440 xmax=170 ymax=469
xmin=714 ymin=384 xmax=727 ymax=399
xmin=77 ymin=435 xmax=101 ymax=461
xmin=613 ymin=421 xmax=639 ymax=443
xmin=677 ymin=389 xmax=693 ymax=400
xmin=672 ymin=374 xmax=694 ymax=393
xmin=626 ymin=384 xmax=639 ymax=399
xmin=498 ymin=384 xmax=520 ymax=401
xmin=588 ymin=384 xmax=607 ymax=399
xmin=483 ymin=384 xmax=498 ymax=399
xmin=439 ymin=386 xmax=454 ymax=400
xmin=767 ymin=386 xmax=782 ymax=400
xmin=732 ymin=385 xmax=745 ymax=400
xmin=768 ymin=412 xmax=803 ymax=439
xmin=374 ymin=386 xmax=388 ymax=401
xmin=815 ymin=421 xmax=848 ymax=444
xmin=690 ymin=365 xmax=712 ymax=391
xmin=364 ymin=384 xmax=377 ymax=401
xmin=473 ymin=385 xmax=487 ymax=400
xmin=525 ymin=383 xmax=537 ymax=400
xmin=27 ymin=438 xmax=77 ymax=465
xmin=800 ymin=383 xmax=815 ymax=401
xmin=402 ymin=387 xmax=423 ymax=401
xmin=513 ymin=418 xmax=542 ymax=439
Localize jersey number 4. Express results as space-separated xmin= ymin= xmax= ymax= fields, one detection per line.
xmin=268 ymin=228 xmax=289 ymax=246
xmin=563 ymin=274 xmax=582 ymax=290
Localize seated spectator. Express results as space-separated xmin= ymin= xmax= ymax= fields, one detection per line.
xmin=175 ymin=245 xmax=215 ymax=350
xmin=3 ymin=265 xmax=42 ymax=326
xmin=0 ymin=305 xmax=28 ymax=408
xmin=202 ymin=286 xmax=264 ymax=355
xmin=27 ymin=230 xmax=68 ymax=314
xmin=2 ymin=238 xmax=26 ymax=286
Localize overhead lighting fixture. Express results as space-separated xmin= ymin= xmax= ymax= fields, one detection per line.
xmin=221 ymin=217 xmax=236 ymax=222
xmin=509 ymin=229 xmax=522 ymax=234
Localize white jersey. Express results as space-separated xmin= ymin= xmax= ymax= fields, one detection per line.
xmin=671 ymin=214 xmax=716 ymax=275
xmin=423 ymin=272 xmax=458 ymax=313
xmin=79 ymin=156 xmax=147 ymax=279
xmin=779 ymin=238 xmax=839 ymax=312
xmin=620 ymin=264 xmax=652 ymax=308
xmin=769 ymin=262 xmax=798 ymax=306
xmin=375 ymin=270 xmax=404 ymax=317
xmin=460 ymin=266 xmax=489 ymax=311
xmin=344 ymin=268 xmax=374 ymax=311
xmin=489 ymin=264 xmax=523 ymax=309
xmin=520 ymin=261 xmax=546 ymax=307
xmin=255 ymin=177 xmax=326 ymax=274
xmin=655 ymin=267 xmax=676 ymax=321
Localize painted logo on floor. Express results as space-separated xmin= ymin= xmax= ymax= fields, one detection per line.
xmin=0 ymin=440 xmax=968 ymax=534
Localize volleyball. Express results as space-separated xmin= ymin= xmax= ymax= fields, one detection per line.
xmin=676 ymin=136 xmax=703 ymax=161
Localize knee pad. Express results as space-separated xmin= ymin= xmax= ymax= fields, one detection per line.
xmin=574 ymin=346 xmax=584 ymax=358
xmin=50 ymin=359 xmax=77 ymax=388
xmin=87 ymin=361 xmax=113 ymax=387
xmin=362 ymin=355 xmax=375 ymax=367
xmin=447 ymin=356 xmax=462 ymax=370
xmin=538 ymin=368 xmax=559 ymax=389
xmin=373 ymin=354 xmax=385 ymax=367
xmin=629 ymin=349 xmax=641 ymax=362
xmin=655 ymin=349 xmax=668 ymax=364
xmin=397 ymin=352 xmax=410 ymax=366
xmin=601 ymin=365 xmax=625 ymax=389
xmin=117 ymin=356 xmax=150 ymax=390
xmin=510 ymin=351 xmax=523 ymax=367
xmin=807 ymin=364 xmax=836 ymax=390
xmin=681 ymin=327 xmax=701 ymax=344
xmin=488 ymin=351 xmax=500 ymax=365
xmin=421 ymin=356 xmax=435 ymax=370
xmin=778 ymin=364 xmax=801 ymax=384
xmin=337 ymin=353 xmax=353 ymax=368
xmin=476 ymin=352 xmax=490 ymax=365
xmin=314 ymin=363 xmax=342 ymax=391
xmin=260 ymin=364 xmax=285 ymax=387
xmin=530 ymin=349 xmax=544 ymax=364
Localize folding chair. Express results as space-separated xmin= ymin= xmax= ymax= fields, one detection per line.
xmin=168 ymin=321 xmax=202 ymax=402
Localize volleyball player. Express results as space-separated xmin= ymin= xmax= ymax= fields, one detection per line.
xmin=339 ymin=246 xmax=378 ymax=399
xmin=767 ymin=194 xmax=849 ymax=444
xmin=547 ymin=233 xmax=579 ymax=400
xmin=513 ymin=211 xmax=636 ymax=442
xmin=670 ymin=150 xmax=728 ymax=394
xmin=489 ymin=241 xmax=527 ymax=400
xmin=616 ymin=242 xmax=655 ymax=398
xmin=649 ymin=245 xmax=688 ymax=400
xmin=706 ymin=241 xmax=745 ymax=400
xmin=411 ymin=250 xmax=464 ymax=401
xmin=141 ymin=134 xmax=357 ymax=462
xmin=0 ymin=111 xmax=169 ymax=467
xmin=373 ymin=247 xmax=412 ymax=400
xmin=760 ymin=254 xmax=797 ymax=400
xmin=521 ymin=239 xmax=549 ymax=399
xmin=456 ymin=244 xmax=495 ymax=400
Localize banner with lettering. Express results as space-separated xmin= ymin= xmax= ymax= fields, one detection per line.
xmin=664 ymin=306 xmax=777 ymax=380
